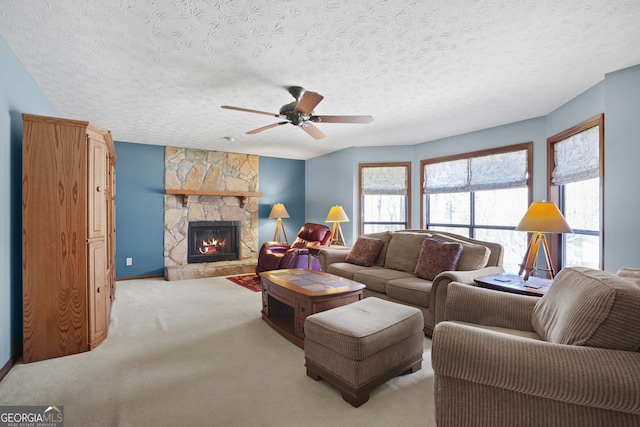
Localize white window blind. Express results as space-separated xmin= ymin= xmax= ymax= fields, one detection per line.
xmin=552 ymin=126 xmax=600 ymax=185
xmin=423 ymin=149 xmax=528 ymax=194
xmin=362 ymin=166 xmax=408 ymax=195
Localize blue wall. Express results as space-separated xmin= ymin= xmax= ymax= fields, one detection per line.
xmin=0 ymin=37 xmax=58 ymax=367
xmin=258 ymin=156 xmax=306 ymax=245
xmin=306 ymin=64 xmax=640 ymax=273
xmin=602 ymin=65 xmax=640 ymax=270
xmin=114 ymin=141 xmax=165 ymax=278
xmin=112 ymin=148 xmax=307 ymax=278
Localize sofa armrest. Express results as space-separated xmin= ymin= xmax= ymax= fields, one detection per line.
xmin=317 ymin=248 xmax=351 ymax=272
xmin=432 ymin=321 xmax=640 ymax=415
xmin=430 ymin=266 xmax=504 ymax=325
xmin=444 ymin=282 xmax=538 ymax=331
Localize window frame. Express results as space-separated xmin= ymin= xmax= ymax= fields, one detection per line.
xmin=547 ymin=114 xmax=604 ymax=270
xmin=358 ymin=162 xmax=411 ymax=235
xmin=420 ymin=142 xmax=533 ymax=232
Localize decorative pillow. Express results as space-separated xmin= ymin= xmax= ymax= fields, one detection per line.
xmin=414 ymin=238 xmax=463 ymax=281
xmin=384 ymin=233 xmax=432 ymax=273
xmin=345 ymin=237 xmax=385 ymax=267
xmin=363 ymin=230 xmax=393 ymax=266
xmin=532 ymin=267 xmax=640 ymax=351
xmin=430 ymin=234 xmax=491 ymax=271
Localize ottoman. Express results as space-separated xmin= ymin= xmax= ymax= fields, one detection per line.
xmin=304 ymin=297 xmax=424 ymax=407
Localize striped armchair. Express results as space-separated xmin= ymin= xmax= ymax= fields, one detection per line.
xmin=432 ymin=267 xmax=640 ymax=427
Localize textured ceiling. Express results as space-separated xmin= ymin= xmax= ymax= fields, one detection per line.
xmin=2 ymin=1 xmax=640 ymax=160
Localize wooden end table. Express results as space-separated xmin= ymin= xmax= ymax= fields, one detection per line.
xmin=259 ymin=269 xmax=365 ymax=348
xmin=474 ymin=273 xmax=552 ymax=297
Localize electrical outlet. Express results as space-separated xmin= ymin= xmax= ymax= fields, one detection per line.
xmin=126 ymin=257 xmax=133 ymax=266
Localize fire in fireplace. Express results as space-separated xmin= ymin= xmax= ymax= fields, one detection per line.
xmin=187 ymin=221 xmax=240 ymax=263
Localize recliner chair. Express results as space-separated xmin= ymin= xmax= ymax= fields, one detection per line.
xmin=256 ymin=223 xmax=331 ymax=274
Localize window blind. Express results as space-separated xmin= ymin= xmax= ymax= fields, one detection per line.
xmin=362 ymin=166 xmax=408 ymax=195
xmin=423 ymin=149 xmax=528 ymax=194
xmin=552 ymin=126 xmax=600 ymax=185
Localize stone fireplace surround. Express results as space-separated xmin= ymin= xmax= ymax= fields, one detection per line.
xmin=164 ymin=147 xmax=260 ymax=280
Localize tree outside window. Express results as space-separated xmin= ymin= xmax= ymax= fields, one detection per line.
xmin=421 ymin=143 xmax=533 ymax=273
xmin=359 ymin=163 xmax=410 ymax=234
xmin=548 ymin=115 xmax=603 ymax=270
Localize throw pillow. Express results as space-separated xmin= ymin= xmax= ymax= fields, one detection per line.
xmin=414 ymin=238 xmax=463 ymax=281
xmin=532 ymin=267 xmax=640 ymax=351
xmin=345 ymin=236 xmax=385 ymax=267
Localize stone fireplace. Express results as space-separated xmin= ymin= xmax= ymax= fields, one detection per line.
xmin=164 ymin=147 xmax=260 ymax=280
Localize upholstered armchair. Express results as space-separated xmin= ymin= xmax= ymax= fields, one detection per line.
xmin=255 ymin=223 xmax=331 ymax=274
xmin=432 ymin=267 xmax=640 ymax=427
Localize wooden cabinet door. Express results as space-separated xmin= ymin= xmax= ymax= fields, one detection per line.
xmin=88 ymin=240 xmax=108 ymax=347
xmin=88 ymin=137 xmax=107 ymax=239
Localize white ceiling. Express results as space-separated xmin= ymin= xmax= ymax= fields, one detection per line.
xmin=2 ymin=1 xmax=640 ymax=160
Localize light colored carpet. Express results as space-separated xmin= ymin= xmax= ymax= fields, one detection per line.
xmin=0 ymin=276 xmax=436 ymax=426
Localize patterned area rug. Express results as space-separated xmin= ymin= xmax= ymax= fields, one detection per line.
xmin=226 ymin=273 xmax=262 ymax=292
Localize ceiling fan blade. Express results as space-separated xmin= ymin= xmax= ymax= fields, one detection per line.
xmin=246 ymin=121 xmax=289 ymax=135
xmin=221 ymin=105 xmax=279 ymax=117
xmin=311 ymin=115 xmax=374 ymax=124
xmin=294 ymin=91 xmax=324 ymax=115
xmin=300 ymin=122 xmax=326 ymax=140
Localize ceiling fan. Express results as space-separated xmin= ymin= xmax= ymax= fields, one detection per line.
xmin=221 ymin=86 xmax=373 ymax=140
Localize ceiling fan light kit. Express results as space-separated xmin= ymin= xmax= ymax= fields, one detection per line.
xmin=221 ymin=86 xmax=373 ymax=140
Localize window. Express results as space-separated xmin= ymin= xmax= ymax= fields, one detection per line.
xmin=359 ymin=163 xmax=411 ymax=234
xmin=421 ymin=143 xmax=533 ymax=273
xmin=548 ymin=115 xmax=603 ymax=270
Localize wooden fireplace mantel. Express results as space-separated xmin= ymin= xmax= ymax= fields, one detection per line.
xmin=165 ymin=189 xmax=263 ymax=208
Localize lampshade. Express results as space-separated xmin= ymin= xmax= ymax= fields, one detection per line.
xmin=515 ymin=202 xmax=572 ymax=233
xmin=325 ymin=205 xmax=350 ymax=223
xmin=268 ymin=203 xmax=290 ymax=219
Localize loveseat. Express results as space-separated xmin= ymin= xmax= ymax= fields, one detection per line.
xmin=317 ymin=230 xmax=504 ymax=335
xmin=432 ymin=267 xmax=640 ymax=426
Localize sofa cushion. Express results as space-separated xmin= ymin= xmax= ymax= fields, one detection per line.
xmin=327 ymin=262 xmax=369 ymax=280
xmin=363 ymin=230 xmax=394 ymax=266
xmin=353 ymin=268 xmax=414 ymax=293
xmin=386 ymin=277 xmax=433 ymax=308
xmin=345 ymin=236 xmax=385 ymax=267
xmin=532 ymin=267 xmax=640 ymax=351
xmin=384 ymin=233 xmax=429 ymax=273
xmin=414 ymin=238 xmax=463 ymax=280
xmin=432 ymin=234 xmax=490 ymax=271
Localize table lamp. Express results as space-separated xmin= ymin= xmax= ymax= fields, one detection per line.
xmin=325 ymin=205 xmax=349 ymax=247
xmin=515 ymin=201 xmax=572 ymax=281
xmin=269 ymin=203 xmax=290 ymax=244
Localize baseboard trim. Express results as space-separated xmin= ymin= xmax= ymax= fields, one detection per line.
xmin=116 ymin=274 xmax=164 ymax=281
xmin=0 ymin=344 xmax=19 ymax=383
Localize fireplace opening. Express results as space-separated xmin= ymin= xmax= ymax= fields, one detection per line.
xmin=187 ymin=221 xmax=240 ymax=264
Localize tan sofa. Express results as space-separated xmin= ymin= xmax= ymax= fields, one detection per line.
xmin=318 ymin=230 xmax=504 ymax=335
xmin=432 ymin=267 xmax=640 ymax=426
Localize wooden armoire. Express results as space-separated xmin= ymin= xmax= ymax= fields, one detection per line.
xmin=22 ymin=114 xmax=116 ymax=363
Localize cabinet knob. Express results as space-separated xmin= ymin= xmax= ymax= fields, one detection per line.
xmin=298 ymin=326 xmax=304 ymax=333
xmin=96 ymin=186 xmax=101 ymax=192
xmin=298 ymin=306 xmax=305 ymax=313
xmin=97 ymin=287 xmax=101 ymax=293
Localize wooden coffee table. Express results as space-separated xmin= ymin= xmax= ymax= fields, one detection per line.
xmin=259 ymin=269 xmax=365 ymax=348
